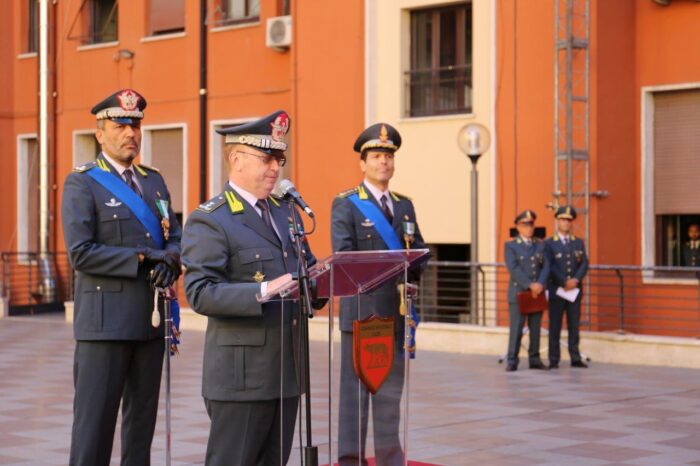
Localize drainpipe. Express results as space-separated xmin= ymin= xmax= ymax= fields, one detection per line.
xmin=199 ymin=0 xmax=208 ymax=202
xmin=38 ymin=0 xmax=56 ymax=302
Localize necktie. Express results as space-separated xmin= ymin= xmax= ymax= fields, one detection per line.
xmin=256 ymin=200 xmax=280 ymax=244
xmin=380 ymin=195 xmax=393 ymax=224
xmin=123 ymin=170 xmax=142 ymax=198
xmin=562 ymin=236 xmax=568 ymax=246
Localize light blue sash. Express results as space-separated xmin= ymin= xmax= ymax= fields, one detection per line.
xmin=87 ymin=167 xmax=165 ymax=249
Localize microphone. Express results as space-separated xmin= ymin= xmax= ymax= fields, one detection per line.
xmin=278 ymin=179 xmax=315 ymax=218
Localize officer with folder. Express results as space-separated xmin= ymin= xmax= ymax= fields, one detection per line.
xmin=62 ymin=89 xmax=182 ymax=465
xmin=545 ymin=205 xmax=589 ymax=369
xmin=504 ymin=210 xmax=550 ymax=372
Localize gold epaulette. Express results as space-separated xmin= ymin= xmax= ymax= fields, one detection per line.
xmin=337 ymin=187 xmax=359 ymax=198
xmin=135 ymin=163 xmax=160 ymax=176
xmin=73 ymin=161 xmax=98 ymax=173
xmin=269 ymin=194 xmax=281 ymax=207
xmin=391 ymin=191 xmax=412 ymax=201
xmin=197 ymin=195 xmax=227 ymax=213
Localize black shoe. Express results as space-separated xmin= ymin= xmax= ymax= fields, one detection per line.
xmin=571 ymin=360 xmax=588 ymax=368
xmin=549 ymin=362 xmax=559 ymax=369
xmin=506 ymin=363 xmax=517 ymax=372
xmin=529 ymin=361 xmax=549 ymax=370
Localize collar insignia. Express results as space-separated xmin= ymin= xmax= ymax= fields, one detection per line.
xmin=225 ymin=191 xmax=245 ymax=214
xmin=358 ymin=185 xmax=369 ymax=200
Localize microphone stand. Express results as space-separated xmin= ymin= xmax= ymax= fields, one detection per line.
xmin=286 ymin=198 xmax=318 ymax=466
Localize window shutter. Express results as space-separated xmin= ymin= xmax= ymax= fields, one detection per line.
xmin=150 ymin=0 xmax=185 ymax=35
xmin=654 ymin=90 xmax=700 ymax=214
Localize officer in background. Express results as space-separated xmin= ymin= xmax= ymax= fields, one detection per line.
xmin=545 ymin=205 xmax=589 ymax=369
xmin=331 ymin=123 xmax=426 ymax=466
xmin=504 ymin=210 xmax=549 ymax=372
xmin=62 ymin=89 xmax=182 ymax=465
xmin=182 ymin=111 xmax=323 ymax=465
xmin=683 ymin=223 xmax=700 ymax=267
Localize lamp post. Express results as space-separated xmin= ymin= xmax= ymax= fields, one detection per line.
xmin=457 ymin=123 xmax=491 ymax=325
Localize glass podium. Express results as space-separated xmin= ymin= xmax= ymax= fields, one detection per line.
xmin=258 ymin=248 xmax=429 ymax=466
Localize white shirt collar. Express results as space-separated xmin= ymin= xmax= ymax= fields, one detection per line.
xmin=559 ymin=233 xmax=570 ymax=241
xmin=102 ymin=152 xmax=135 ymax=177
xmin=520 ymin=235 xmax=532 ymax=244
xmin=228 ymin=180 xmax=265 ymax=212
xmin=363 ymin=179 xmax=392 ymax=206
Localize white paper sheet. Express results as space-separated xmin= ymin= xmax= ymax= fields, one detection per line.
xmin=556 ymin=286 xmax=580 ymax=303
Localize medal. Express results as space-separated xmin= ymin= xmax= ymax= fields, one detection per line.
xmin=254 ymin=271 xmax=265 ymax=283
xmin=156 ymin=199 xmax=170 ymax=241
xmin=161 ymin=217 xmax=170 ymax=240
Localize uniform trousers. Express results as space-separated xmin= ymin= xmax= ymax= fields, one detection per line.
xmin=548 ymin=294 xmax=582 ymax=364
xmin=204 ymin=396 xmax=299 ymax=466
xmin=506 ymin=303 xmax=543 ymax=367
xmin=69 ymin=338 xmax=164 ymax=466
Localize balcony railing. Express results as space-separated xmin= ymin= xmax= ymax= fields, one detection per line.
xmin=418 ymin=261 xmax=700 ymax=338
xmin=404 ymin=64 xmax=472 ymax=117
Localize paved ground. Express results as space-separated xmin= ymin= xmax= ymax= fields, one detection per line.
xmin=0 ymin=315 xmax=699 ymax=465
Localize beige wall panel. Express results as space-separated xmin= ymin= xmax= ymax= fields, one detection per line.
xmin=367 ymin=0 xmax=495 ymax=257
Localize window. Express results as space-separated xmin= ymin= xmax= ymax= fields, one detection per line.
xmin=406 ymin=3 xmax=472 ymax=117
xmin=149 ymin=0 xmax=185 ymax=36
xmin=143 ymin=128 xmax=185 ymax=226
xmin=73 ymin=131 xmax=100 ymax=167
xmin=25 ymin=0 xmax=39 ymax=53
xmin=86 ymin=0 xmax=118 ymax=44
xmin=277 ymin=0 xmax=290 ymax=16
xmin=653 ymin=89 xmax=700 ymax=268
xmin=17 ymin=136 xmax=40 ymax=252
xmin=211 ymin=0 xmax=260 ymax=26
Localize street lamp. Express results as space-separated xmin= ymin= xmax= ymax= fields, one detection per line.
xmin=457 ymin=123 xmax=491 ymax=325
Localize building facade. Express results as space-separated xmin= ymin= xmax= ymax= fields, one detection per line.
xmin=2 ymin=0 xmax=699 ymax=336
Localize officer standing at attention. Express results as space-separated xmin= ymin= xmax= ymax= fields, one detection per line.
xmin=62 ymin=89 xmax=182 ymax=465
xmin=182 ymin=111 xmax=323 ymax=466
xmin=545 ymin=205 xmax=589 ymax=368
xmin=683 ymin=223 xmax=700 ymax=267
xmin=331 ymin=123 xmax=426 ymax=466
xmin=504 ymin=210 xmax=549 ymax=372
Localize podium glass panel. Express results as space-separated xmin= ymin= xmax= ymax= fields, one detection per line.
xmin=258 ymin=248 xmax=429 ymax=466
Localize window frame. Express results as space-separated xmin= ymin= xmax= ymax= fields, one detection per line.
xmin=147 ymin=0 xmax=186 ymax=37
xmin=84 ymin=0 xmax=119 ymax=45
xmin=405 ymin=2 xmax=473 ymax=118
xmin=140 ymin=123 xmax=189 ymax=225
xmin=210 ymin=0 xmax=261 ymax=28
xmin=16 ymin=134 xmax=40 ymax=255
xmin=641 ymin=81 xmax=700 ymax=284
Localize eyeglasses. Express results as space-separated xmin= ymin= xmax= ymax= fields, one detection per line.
xmin=237 ymin=150 xmax=287 ymax=167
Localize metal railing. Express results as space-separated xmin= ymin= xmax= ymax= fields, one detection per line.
xmin=0 ymin=252 xmax=73 ymax=314
xmin=404 ymin=64 xmax=472 ymax=117
xmin=417 ymin=261 xmax=700 ymax=338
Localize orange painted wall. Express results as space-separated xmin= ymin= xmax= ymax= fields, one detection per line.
xmin=294 ymin=0 xmax=365 ymax=259
xmin=1 ymin=0 xmax=364 ymax=260
xmin=495 ymin=1 xmax=555 ymax=255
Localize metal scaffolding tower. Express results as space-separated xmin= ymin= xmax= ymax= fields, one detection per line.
xmin=554 ymin=0 xmax=590 ymax=239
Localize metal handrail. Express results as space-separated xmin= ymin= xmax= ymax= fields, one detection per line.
xmin=417 ymin=260 xmax=700 ymax=337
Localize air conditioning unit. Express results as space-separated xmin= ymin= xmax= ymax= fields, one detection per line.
xmin=266 ymin=15 xmax=292 ymax=50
